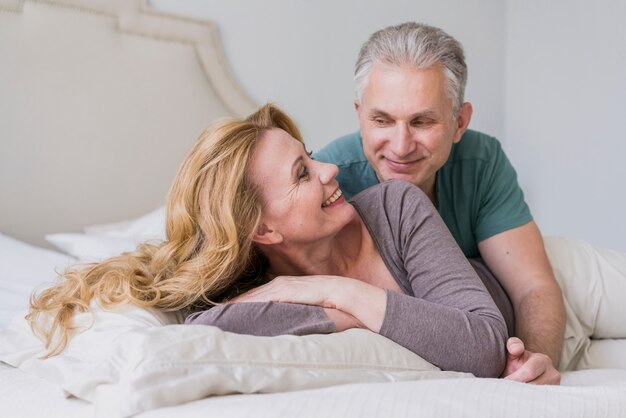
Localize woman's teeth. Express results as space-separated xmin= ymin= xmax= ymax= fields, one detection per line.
xmin=322 ymin=189 xmax=343 ymax=208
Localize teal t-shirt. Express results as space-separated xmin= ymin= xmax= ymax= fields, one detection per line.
xmin=313 ymin=130 xmax=532 ymax=257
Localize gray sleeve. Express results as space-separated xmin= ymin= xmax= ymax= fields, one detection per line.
xmin=185 ymin=302 xmax=335 ymax=336
xmin=355 ymin=181 xmax=508 ymax=378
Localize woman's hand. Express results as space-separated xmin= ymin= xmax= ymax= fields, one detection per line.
xmin=323 ymin=308 xmax=365 ymax=332
xmin=231 ymin=275 xmax=341 ymax=307
xmin=231 ymin=275 xmax=387 ymax=332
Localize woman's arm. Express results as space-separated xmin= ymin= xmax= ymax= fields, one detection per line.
xmin=185 ymin=302 xmax=362 ymax=335
xmin=227 ymin=267 xmax=507 ymax=377
xmin=357 ymin=181 xmax=509 ymax=377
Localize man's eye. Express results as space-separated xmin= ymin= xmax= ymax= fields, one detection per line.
xmin=412 ymin=119 xmax=432 ymax=127
xmin=374 ymin=118 xmax=387 ymax=125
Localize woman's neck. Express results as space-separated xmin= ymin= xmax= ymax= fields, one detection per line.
xmin=264 ymin=217 xmax=366 ymax=279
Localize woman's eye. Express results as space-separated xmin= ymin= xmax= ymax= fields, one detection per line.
xmin=297 ymin=167 xmax=310 ymax=181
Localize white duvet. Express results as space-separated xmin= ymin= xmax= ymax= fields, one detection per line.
xmin=1 ymin=233 xmax=626 ymax=418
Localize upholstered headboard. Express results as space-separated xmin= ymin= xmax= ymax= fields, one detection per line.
xmin=0 ymin=0 xmax=257 ymax=247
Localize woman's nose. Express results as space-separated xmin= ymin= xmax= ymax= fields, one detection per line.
xmin=317 ymin=161 xmax=339 ymax=184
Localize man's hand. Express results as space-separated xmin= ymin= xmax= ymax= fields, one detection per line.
xmin=501 ymin=337 xmax=561 ymax=384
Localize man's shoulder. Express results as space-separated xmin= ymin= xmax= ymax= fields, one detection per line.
xmin=313 ymin=131 xmax=367 ymax=167
xmin=448 ymin=129 xmax=504 ymax=163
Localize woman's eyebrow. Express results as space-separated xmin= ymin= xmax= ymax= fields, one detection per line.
xmin=291 ymin=156 xmax=303 ymax=177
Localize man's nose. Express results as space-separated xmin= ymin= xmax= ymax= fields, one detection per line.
xmin=390 ymin=123 xmax=415 ymax=157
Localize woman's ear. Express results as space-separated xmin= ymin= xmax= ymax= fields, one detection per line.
xmin=252 ymin=223 xmax=283 ymax=245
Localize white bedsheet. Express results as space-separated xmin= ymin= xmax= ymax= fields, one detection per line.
xmin=136 ymin=377 xmax=626 ymax=418
xmin=0 ymin=362 xmax=92 ymax=418
xmin=2 ymin=361 xmax=626 ymax=418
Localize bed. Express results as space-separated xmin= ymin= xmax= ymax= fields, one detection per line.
xmin=1 ymin=1 xmax=626 ymax=417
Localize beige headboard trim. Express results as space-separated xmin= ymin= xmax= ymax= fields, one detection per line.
xmin=0 ymin=0 xmax=23 ymax=12
xmin=0 ymin=0 xmax=256 ymax=117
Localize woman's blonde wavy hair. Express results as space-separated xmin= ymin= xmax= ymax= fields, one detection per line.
xmin=27 ymin=103 xmax=304 ymax=357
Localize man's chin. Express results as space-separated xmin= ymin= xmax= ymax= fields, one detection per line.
xmin=379 ymin=171 xmax=420 ymax=186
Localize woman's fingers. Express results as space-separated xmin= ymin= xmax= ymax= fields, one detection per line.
xmin=231 ymin=275 xmax=334 ymax=306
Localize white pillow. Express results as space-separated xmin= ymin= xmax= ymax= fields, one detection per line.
xmin=46 ymin=207 xmax=166 ymax=261
xmin=45 ymin=233 xmax=144 ymax=262
xmin=83 ymin=206 xmax=165 ymax=239
xmin=0 ymin=305 xmax=469 ymax=417
xmin=543 ymin=236 xmax=626 ymax=370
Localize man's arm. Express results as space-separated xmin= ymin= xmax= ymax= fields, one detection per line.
xmin=478 ymin=220 xmax=565 ymax=384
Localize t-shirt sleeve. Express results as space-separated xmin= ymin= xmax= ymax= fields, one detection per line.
xmin=185 ymin=302 xmax=335 ymax=336
xmin=474 ymin=140 xmax=533 ymax=242
xmin=357 ymin=181 xmax=508 ymax=377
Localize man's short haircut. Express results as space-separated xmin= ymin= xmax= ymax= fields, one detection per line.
xmin=355 ymin=22 xmax=467 ymax=116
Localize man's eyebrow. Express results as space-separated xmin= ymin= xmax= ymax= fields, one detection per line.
xmin=369 ymin=108 xmax=438 ymax=119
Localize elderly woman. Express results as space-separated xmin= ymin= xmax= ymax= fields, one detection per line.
xmin=28 ymin=104 xmax=510 ymax=377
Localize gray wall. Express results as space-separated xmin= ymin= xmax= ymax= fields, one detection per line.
xmin=150 ymin=0 xmax=626 ymax=251
xmin=150 ymin=0 xmax=506 ymax=146
xmin=505 ymin=0 xmax=626 ymax=252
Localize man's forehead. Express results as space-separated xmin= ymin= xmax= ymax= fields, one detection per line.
xmin=360 ymin=67 xmax=452 ymax=115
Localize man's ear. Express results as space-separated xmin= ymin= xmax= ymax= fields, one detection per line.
xmin=354 ymin=99 xmax=361 ymax=114
xmin=453 ymin=102 xmax=473 ymax=143
xmin=252 ymin=223 xmax=283 ymax=245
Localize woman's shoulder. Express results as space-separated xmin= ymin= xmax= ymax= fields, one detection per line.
xmin=349 ymin=180 xmax=437 ymax=241
xmin=350 ymin=180 xmax=431 ymax=212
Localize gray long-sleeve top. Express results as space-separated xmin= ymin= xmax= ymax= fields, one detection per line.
xmin=186 ymin=180 xmax=510 ymax=377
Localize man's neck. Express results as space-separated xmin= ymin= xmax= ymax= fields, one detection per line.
xmin=419 ymin=176 xmax=438 ymax=207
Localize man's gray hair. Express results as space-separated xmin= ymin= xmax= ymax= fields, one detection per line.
xmin=355 ymin=22 xmax=467 ymax=116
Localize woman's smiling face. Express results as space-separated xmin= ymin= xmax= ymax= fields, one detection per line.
xmin=248 ymin=128 xmax=354 ymax=246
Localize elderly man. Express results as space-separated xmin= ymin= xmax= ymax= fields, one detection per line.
xmin=315 ymin=22 xmax=565 ymax=384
